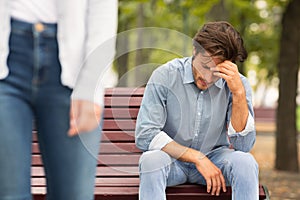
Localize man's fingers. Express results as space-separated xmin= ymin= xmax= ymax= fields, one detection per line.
xmin=206 ymin=179 xmax=212 ymax=193
xmin=205 ymin=171 xmax=225 ymax=196
xmin=220 ymin=173 xmax=227 ymax=193
xmin=215 ymin=176 xmax=221 ymax=196
xmin=211 ymin=178 xmax=217 ymax=195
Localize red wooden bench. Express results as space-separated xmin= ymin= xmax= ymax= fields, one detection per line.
xmin=254 ymin=107 xmax=276 ymax=133
xmin=31 ymin=87 xmax=270 ymax=199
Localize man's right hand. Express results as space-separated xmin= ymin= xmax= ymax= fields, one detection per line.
xmin=194 ymin=156 xmax=227 ymax=196
xmin=162 ymin=141 xmax=227 ymax=196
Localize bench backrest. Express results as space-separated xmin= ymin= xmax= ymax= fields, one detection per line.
xmin=31 ymin=88 xmax=143 ymax=197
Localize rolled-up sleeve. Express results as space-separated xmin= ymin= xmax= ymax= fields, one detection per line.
xmin=228 ymin=111 xmax=255 ymax=136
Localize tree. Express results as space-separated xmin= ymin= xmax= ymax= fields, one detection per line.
xmin=276 ymin=0 xmax=300 ymax=172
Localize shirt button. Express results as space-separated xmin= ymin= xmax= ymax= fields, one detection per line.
xmin=195 ymin=133 xmax=198 ymax=137
xmin=198 ymin=112 xmax=201 ymax=116
xmin=200 ymin=91 xmax=204 ymax=94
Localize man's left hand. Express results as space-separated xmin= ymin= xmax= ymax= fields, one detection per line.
xmin=211 ymin=60 xmax=244 ymax=95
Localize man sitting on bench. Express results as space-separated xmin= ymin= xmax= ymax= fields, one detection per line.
xmin=135 ymin=21 xmax=259 ymax=200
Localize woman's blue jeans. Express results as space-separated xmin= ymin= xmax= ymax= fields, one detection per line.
xmin=0 ymin=19 xmax=101 ymax=200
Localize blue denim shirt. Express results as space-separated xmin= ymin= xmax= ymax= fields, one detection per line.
xmin=135 ymin=57 xmax=256 ymax=154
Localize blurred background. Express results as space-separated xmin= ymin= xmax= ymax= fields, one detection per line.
xmin=104 ymin=0 xmax=299 ymax=199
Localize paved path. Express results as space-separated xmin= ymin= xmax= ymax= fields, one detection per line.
xmin=252 ymin=133 xmax=300 ymax=199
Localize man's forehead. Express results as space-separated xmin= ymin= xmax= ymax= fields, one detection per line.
xmin=197 ymin=53 xmax=223 ymax=66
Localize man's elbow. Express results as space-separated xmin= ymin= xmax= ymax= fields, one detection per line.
xmin=135 ymin=136 xmax=149 ymax=152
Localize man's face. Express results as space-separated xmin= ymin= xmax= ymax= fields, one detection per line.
xmin=192 ymin=50 xmax=223 ymax=90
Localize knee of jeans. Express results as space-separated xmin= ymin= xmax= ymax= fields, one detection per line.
xmin=139 ymin=150 xmax=172 ymax=174
xmin=228 ymin=152 xmax=258 ymax=177
xmin=241 ymin=153 xmax=258 ymax=171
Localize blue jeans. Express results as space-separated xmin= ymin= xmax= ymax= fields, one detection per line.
xmin=0 ymin=19 xmax=101 ymax=200
xmin=139 ymin=147 xmax=259 ymax=200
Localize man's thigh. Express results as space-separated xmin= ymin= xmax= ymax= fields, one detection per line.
xmin=139 ymin=150 xmax=189 ymax=186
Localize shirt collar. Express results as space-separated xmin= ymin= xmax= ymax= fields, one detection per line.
xmin=183 ymin=56 xmax=225 ymax=89
xmin=183 ymin=57 xmax=195 ymax=84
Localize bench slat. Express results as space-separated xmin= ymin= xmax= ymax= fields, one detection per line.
xmin=32 ymin=131 xmax=136 ymax=142
xmin=254 ymin=107 xmax=276 ymax=122
xmin=32 ymin=177 xmax=140 ymax=187
xmin=105 ymin=87 xmax=144 ymax=96
xmin=104 ymin=108 xmax=139 ymax=119
xmin=102 ymin=131 xmax=135 ymax=142
xmin=31 ymin=186 xmax=267 ymax=200
xmin=103 ymin=120 xmax=136 ymax=131
xmin=32 ymin=143 xmax=141 ymax=154
xmin=32 ymin=155 xmax=140 ymax=166
xmin=104 ymin=96 xmax=142 ymax=107
xmin=31 ymin=166 xmax=139 ymax=177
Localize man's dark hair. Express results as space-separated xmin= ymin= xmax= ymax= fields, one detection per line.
xmin=193 ymin=21 xmax=247 ymax=63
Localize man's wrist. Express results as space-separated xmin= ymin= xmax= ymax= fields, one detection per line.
xmin=198 ymin=152 xmax=206 ymax=160
xmin=190 ymin=149 xmax=206 ymax=164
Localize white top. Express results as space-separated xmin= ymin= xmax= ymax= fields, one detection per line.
xmin=0 ymin=0 xmax=118 ymax=106
xmin=10 ymin=0 xmax=58 ymax=23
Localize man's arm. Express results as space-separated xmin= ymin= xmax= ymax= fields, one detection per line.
xmin=162 ymin=141 xmax=227 ymax=196
xmin=135 ymin=67 xmax=170 ymax=151
xmin=212 ymin=61 xmax=249 ymax=130
xmin=212 ymin=60 xmax=256 ymax=151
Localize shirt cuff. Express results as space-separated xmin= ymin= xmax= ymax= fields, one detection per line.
xmin=149 ymin=131 xmax=173 ymax=150
xmin=228 ymin=111 xmax=255 ymax=136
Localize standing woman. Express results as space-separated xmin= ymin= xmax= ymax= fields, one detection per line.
xmin=0 ymin=1 xmax=118 ymax=200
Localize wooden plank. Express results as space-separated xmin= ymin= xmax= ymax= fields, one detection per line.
xmin=102 ymin=131 xmax=135 ymax=142
xmin=31 ymin=154 xmax=140 ymax=166
xmin=31 ymin=187 xmax=46 ymax=196
xmin=167 ymin=185 xmax=231 ymax=197
xmin=32 ymin=143 xmax=40 ymax=152
xmin=104 ymin=96 xmax=142 ymax=107
xmin=31 ymin=177 xmax=140 ymax=187
xmin=254 ymin=107 xmax=276 ymax=122
xmin=103 ymin=120 xmax=136 ymax=131
xmin=94 ymin=187 xmax=139 ymax=195
xmin=33 ymin=131 xmax=136 ymax=142
xmin=31 ymin=166 xmax=139 ymax=177
xmin=32 ymin=186 xmax=267 ymax=200
xmin=32 ymin=143 xmax=141 ymax=154
xmin=99 ymin=143 xmax=141 ymax=154
xmin=99 ymin=154 xmax=140 ymax=166
xmin=104 ymin=108 xmax=140 ymax=119
xmin=105 ymin=87 xmax=144 ymax=96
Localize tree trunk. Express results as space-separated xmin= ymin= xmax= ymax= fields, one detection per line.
xmin=116 ymin=10 xmax=130 ymax=87
xmin=134 ymin=3 xmax=146 ymax=87
xmin=116 ymin=32 xmax=129 ymax=87
xmin=276 ymin=0 xmax=300 ymax=172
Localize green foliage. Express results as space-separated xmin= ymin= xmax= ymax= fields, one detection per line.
xmin=116 ymin=0 xmax=290 ymax=87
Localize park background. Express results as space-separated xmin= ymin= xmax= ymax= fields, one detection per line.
xmin=102 ymin=0 xmax=300 ymax=199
